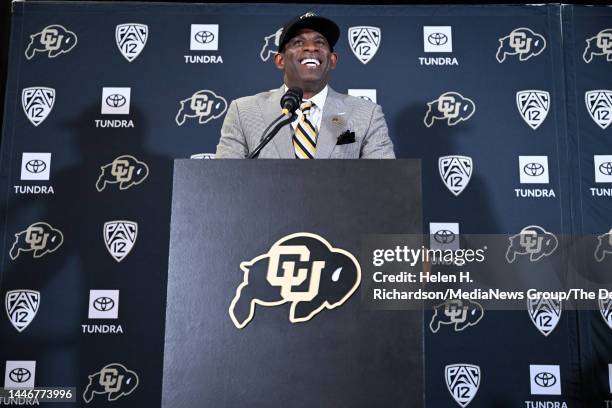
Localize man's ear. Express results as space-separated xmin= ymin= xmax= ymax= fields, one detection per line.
xmin=330 ymin=52 xmax=338 ymax=70
xmin=274 ymin=52 xmax=284 ymax=70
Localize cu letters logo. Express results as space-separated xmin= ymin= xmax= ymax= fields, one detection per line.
xmin=439 ymin=155 xmax=473 ymax=196
xmin=22 ymin=87 xmax=55 ymax=126
xmin=229 ymin=233 xmax=361 ymax=329
xmin=585 ymin=90 xmax=612 ymax=130
xmin=527 ymin=298 xmax=561 ymax=336
xmin=5 ymin=290 xmax=40 ymax=333
xmin=583 ymin=29 xmax=612 ymax=63
xmin=83 ymin=363 xmax=139 ymax=403
xmin=496 ymin=27 xmax=546 ymax=63
xmin=115 ymin=24 xmax=148 ymax=62
xmin=429 ymin=299 xmax=483 ymax=333
xmin=348 ymin=26 xmax=381 ymax=64
xmin=517 ymin=90 xmax=550 ymax=130
xmin=445 ymin=364 xmax=480 ymax=407
xmin=176 ymin=90 xmax=228 ymax=126
xmin=25 ymin=25 xmax=77 ymax=59
xmin=10 ymin=222 xmax=63 ymax=260
xmin=424 ymin=92 xmax=476 ymax=127
xmin=96 ymin=155 xmax=149 ymax=192
xmin=506 ymin=225 xmax=558 ymax=263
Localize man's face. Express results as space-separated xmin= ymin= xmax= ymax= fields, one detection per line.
xmin=275 ymin=28 xmax=337 ymax=94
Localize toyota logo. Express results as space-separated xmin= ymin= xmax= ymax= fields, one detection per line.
xmin=434 ymin=230 xmax=455 ymax=244
xmin=427 ymin=32 xmax=448 ymax=46
xmin=523 ymin=162 xmax=545 ymax=177
xmin=105 ymin=94 xmax=127 ymax=108
xmin=599 ymin=161 xmax=612 ymax=176
xmin=9 ymin=368 xmax=31 ymax=383
xmin=25 ymin=159 xmax=47 ymax=174
xmin=194 ymin=30 xmax=214 ymax=44
xmin=534 ymin=372 xmax=557 ymax=387
xmin=93 ymin=297 xmax=115 ymax=312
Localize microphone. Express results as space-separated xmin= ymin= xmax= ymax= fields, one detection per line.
xmin=280 ymin=87 xmax=303 ymax=115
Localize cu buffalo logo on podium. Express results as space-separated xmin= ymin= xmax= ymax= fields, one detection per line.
xmin=505 ymin=225 xmax=558 ymax=263
xmin=96 ymin=155 xmax=149 ymax=192
xmin=429 ymin=299 xmax=483 ymax=333
xmin=445 ymin=364 xmax=480 ymax=407
xmin=25 ymin=24 xmax=77 ymax=60
xmin=260 ymin=28 xmax=283 ymax=62
xmin=516 ymin=90 xmax=550 ymax=130
xmin=229 ymin=232 xmax=361 ymax=329
xmin=9 ymin=222 xmax=63 ymax=260
xmin=527 ymin=297 xmax=561 ymax=337
xmin=496 ymin=27 xmax=546 ymax=63
xmin=348 ymin=26 xmax=381 ymax=64
xmin=22 ymin=87 xmax=55 ymax=126
xmin=83 ymin=363 xmax=139 ymax=403
xmin=585 ymin=90 xmax=612 ymax=130
xmin=583 ymin=29 xmax=612 ymax=63
xmin=115 ymin=23 xmax=148 ymax=62
xmin=424 ymin=92 xmax=476 ymax=128
xmin=5 ymin=290 xmax=40 ymax=333
xmin=175 ymin=90 xmax=228 ymax=126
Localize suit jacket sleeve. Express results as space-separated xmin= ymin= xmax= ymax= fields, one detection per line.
xmin=215 ymin=100 xmax=248 ymax=159
xmin=360 ymin=104 xmax=396 ymax=159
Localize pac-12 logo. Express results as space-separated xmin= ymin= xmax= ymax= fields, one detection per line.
xmin=348 ymin=26 xmax=381 ymax=64
xmin=22 ymin=87 xmax=55 ymax=126
xmin=585 ymin=90 xmax=612 ymax=130
xmin=10 ymin=222 xmax=64 ymax=260
xmin=445 ymin=364 xmax=480 ymax=407
xmin=424 ymin=92 xmax=476 ymax=127
xmin=229 ymin=233 xmax=361 ymax=329
xmin=505 ymin=225 xmax=558 ymax=263
xmin=115 ymin=24 xmax=148 ymax=62
xmin=600 ymin=298 xmax=612 ymax=330
xmin=517 ymin=90 xmax=550 ymax=130
xmin=5 ymin=290 xmax=40 ymax=333
xmin=83 ymin=363 xmax=139 ymax=403
xmin=104 ymin=221 xmax=138 ymax=262
xmin=496 ymin=27 xmax=546 ymax=63
xmin=527 ymin=297 xmax=561 ymax=336
xmin=438 ymin=155 xmax=472 ymax=196
xmin=25 ymin=25 xmax=77 ymax=59
xmin=583 ymin=29 xmax=612 ymax=63
xmin=96 ymin=155 xmax=149 ymax=192
xmin=175 ymin=90 xmax=228 ymax=126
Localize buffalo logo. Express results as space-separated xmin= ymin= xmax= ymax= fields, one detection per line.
xmin=10 ymin=222 xmax=63 ymax=260
xmin=527 ymin=298 xmax=561 ymax=336
xmin=104 ymin=221 xmax=138 ymax=262
xmin=424 ymin=92 xmax=476 ymax=128
xmin=115 ymin=24 xmax=148 ymax=62
xmin=176 ymin=90 xmax=228 ymax=126
xmin=22 ymin=87 xmax=55 ymax=126
xmin=445 ymin=364 xmax=480 ymax=407
xmin=25 ymin=24 xmax=77 ymax=59
xmin=517 ymin=90 xmax=550 ymax=130
xmin=439 ymin=155 xmax=472 ymax=196
xmin=600 ymin=298 xmax=612 ymax=330
xmin=430 ymin=299 xmax=483 ymax=333
xmin=496 ymin=27 xmax=546 ymax=63
xmin=5 ymin=290 xmax=40 ymax=333
xmin=96 ymin=155 xmax=149 ymax=192
xmin=506 ymin=225 xmax=558 ymax=263
xmin=260 ymin=28 xmax=282 ymax=62
xmin=595 ymin=229 xmax=612 ymax=262
xmin=104 ymin=221 xmax=137 ymax=262
xmin=583 ymin=29 xmax=612 ymax=63
xmin=229 ymin=232 xmax=361 ymax=329
xmin=348 ymin=26 xmax=381 ymax=65
xmin=83 ymin=363 xmax=139 ymax=403
xmin=585 ymin=90 xmax=612 ymax=130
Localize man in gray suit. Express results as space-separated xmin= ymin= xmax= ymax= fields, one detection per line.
xmin=215 ymin=12 xmax=395 ymax=159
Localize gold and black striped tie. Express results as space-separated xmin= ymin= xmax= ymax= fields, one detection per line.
xmin=292 ymin=101 xmax=317 ymax=159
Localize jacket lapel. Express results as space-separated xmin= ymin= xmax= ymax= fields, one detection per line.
xmin=259 ymin=86 xmax=294 ymax=158
xmin=316 ymin=87 xmax=344 ymax=159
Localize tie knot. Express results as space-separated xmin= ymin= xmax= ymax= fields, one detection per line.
xmin=300 ymin=100 xmax=313 ymax=112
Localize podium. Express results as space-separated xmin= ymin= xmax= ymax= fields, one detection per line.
xmin=162 ymin=160 xmax=423 ymax=407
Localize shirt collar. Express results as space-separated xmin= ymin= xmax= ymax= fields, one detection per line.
xmin=283 ymin=85 xmax=328 ymax=110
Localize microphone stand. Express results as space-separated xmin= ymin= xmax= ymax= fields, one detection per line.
xmin=247 ymin=111 xmax=297 ymax=159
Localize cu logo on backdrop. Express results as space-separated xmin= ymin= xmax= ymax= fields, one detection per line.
xmin=583 ymin=28 xmax=612 ymax=63
xmin=496 ymin=27 xmax=546 ymax=63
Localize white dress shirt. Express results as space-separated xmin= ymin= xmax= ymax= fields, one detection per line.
xmin=283 ymin=85 xmax=328 ymax=132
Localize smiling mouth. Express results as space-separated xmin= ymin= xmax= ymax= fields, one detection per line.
xmin=300 ymin=58 xmax=321 ymax=68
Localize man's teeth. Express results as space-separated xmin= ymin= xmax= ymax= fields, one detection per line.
xmin=301 ymin=58 xmax=321 ymax=66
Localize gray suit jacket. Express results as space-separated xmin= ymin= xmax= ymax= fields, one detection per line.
xmin=215 ymin=86 xmax=395 ymax=159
